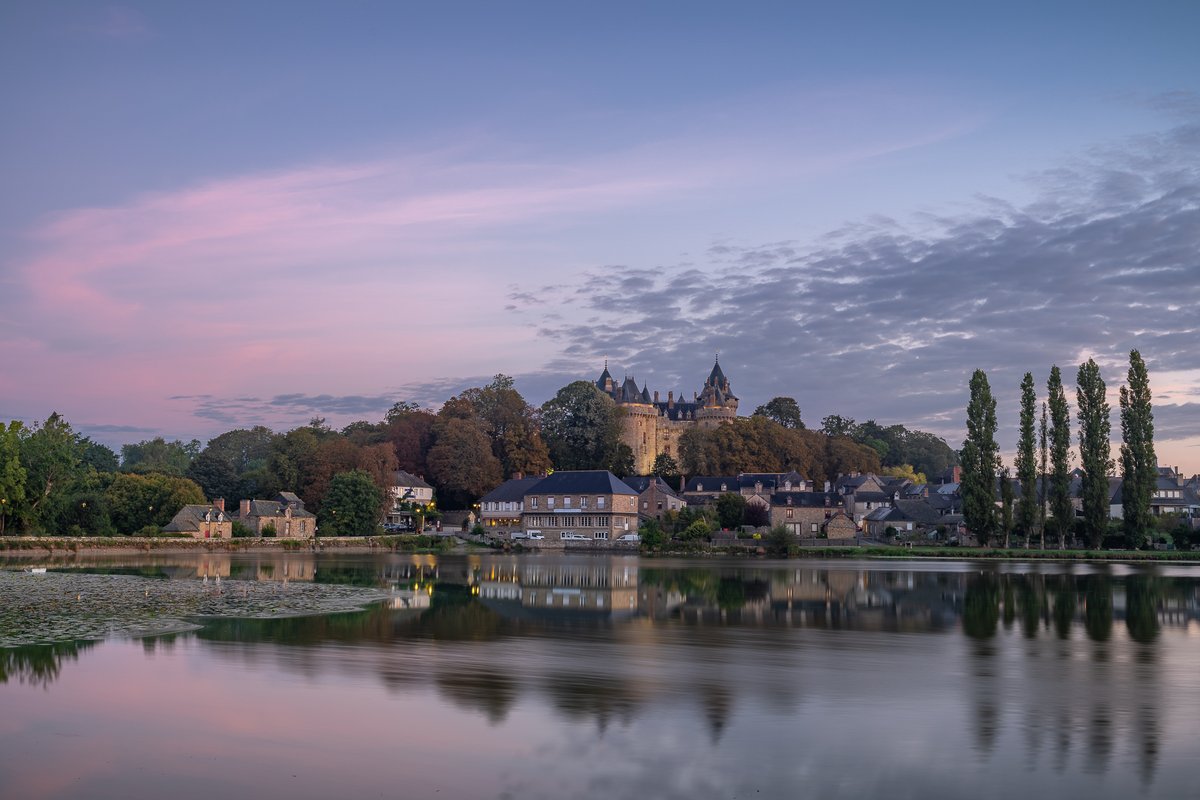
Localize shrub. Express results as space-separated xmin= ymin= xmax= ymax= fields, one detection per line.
xmin=639 ymin=519 xmax=665 ymax=550
xmin=678 ymin=519 xmax=712 ymax=541
xmin=766 ymin=525 xmax=795 ymax=556
xmin=471 ymin=523 xmax=485 ymax=536
xmin=261 ymin=523 xmax=277 ymax=538
xmin=231 ymin=521 xmax=254 ymax=538
xmin=134 ymin=524 xmax=161 ymax=537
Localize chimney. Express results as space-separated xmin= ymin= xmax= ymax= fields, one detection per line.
xmin=512 ymin=471 xmax=523 ymax=480
xmin=213 ymin=497 xmax=225 ymax=512
xmin=653 ymin=390 xmax=659 ymax=403
xmin=667 ymin=390 xmax=674 ymax=408
xmin=240 ymin=499 xmax=251 ymax=517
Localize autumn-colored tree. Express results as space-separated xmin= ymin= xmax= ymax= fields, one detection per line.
xmin=426 ymin=402 xmax=503 ymax=508
xmin=462 ymin=375 xmax=552 ymax=478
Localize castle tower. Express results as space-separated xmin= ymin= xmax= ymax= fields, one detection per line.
xmin=695 ymin=355 xmax=738 ymax=425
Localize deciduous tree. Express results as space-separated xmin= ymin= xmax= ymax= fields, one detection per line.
xmin=540 ymin=382 xmax=621 ymax=471
xmin=318 ymin=470 xmax=385 ymax=536
xmin=752 ymin=397 xmax=804 ymax=429
xmin=0 ymin=421 xmax=27 ymax=535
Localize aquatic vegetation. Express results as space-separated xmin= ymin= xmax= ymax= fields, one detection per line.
xmin=0 ymin=570 xmax=394 ymax=647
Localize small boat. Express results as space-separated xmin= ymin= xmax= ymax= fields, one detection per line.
xmin=26 ymin=567 xmax=47 ymax=574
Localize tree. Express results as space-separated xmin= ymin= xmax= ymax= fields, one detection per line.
xmin=461 ymin=375 xmax=553 ymax=478
xmin=753 ymin=397 xmax=804 ymax=429
xmin=1015 ymin=373 xmax=1039 ymax=545
xmin=540 ymin=381 xmax=622 ymax=471
xmin=104 ymin=472 xmax=205 ymax=533
xmin=715 ymin=493 xmax=747 ymax=530
xmin=77 ymin=438 xmax=119 ymax=473
xmin=1047 ymin=366 xmax=1073 ymax=548
xmin=651 ymin=453 xmax=681 ymax=483
xmin=766 ymin=524 xmax=795 ymax=556
xmin=1076 ymin=358 xmax=1112 ymax=548
xmin=999 ymin=467 xmax=1015 ymax=549
xmin=1038 ymin=401 xmax=1049 ymax=550
xmin=960 ymin=370 xmax=1000 ymax=544
xmin=880 ymin=464 xmax=927 ymax=484
xmin=0 ymin=421 xmax=28 ymax=535
xmin=1120 ymin=350 xmax=1156 ymax=549
xmin=639 ymin=518 xmax=665 ymax=550
xmin=609 ymin=443 xmax=635 ymax=477
xmin=426 ymin=412 xmax=502 ymax=509
xmin=318 ymin=470 xmax=385 ymax=536
xmin=120 ymin=437 xmax=200 ymax=475
xmin=17 ymin=413 xmax=81 ymax=533
xmin=821 ymin=414 xmax=856 ymax=438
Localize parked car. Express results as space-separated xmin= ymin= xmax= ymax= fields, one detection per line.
xmin=526 ymin=530 xmax=544 ymax=540
xmin=617 ymin=533 xmax=640 ymax=542
xmin=561 ymin=533 xmax=587 ymax=540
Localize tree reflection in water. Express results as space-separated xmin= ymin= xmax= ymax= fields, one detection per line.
xmin=0 ymin=640 xmax=97 ymax=687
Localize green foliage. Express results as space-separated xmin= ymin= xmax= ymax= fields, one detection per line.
xmin=104 ymin=472 xmax=205 ymax=534
xmin=650 ymin=453 xmax=681 ymax=483
xmin=1076 ymin=358 xmax=1112 ymax=548
xmin=752 ymin=397 xmax=805 ymax=429
xmin=1120 ymin=350 xmax=1156 ymax=549
xmin=231 ymin=521 xmax=254 ymax=538
xmin=17 ymin=413 xmax=80 ymax=533
xmin=678 ymin=519 xmax=712 ymax=541
xmin=961 ymin=369 xmax=999 ymax=543
xmin=540 ymin=381 xmax=622 ymax=471
xmin=77 ymin=438 xmax=119 ymax=473
xmin=1015 ymin=373 xmax=1039 ymax=542
xmin=639 ymin=518 xmax=665 ymax=550
xmin=765 ymin=524 xmax=795 ymax=555
xmin=1047 ymin=366 xmax=1074 ymax=547
xmin=879 ymin=464 xmax=927 ymax=484
xmin=715 ymin=492 xmax=747 ymax=530
xmin=261 ymin=523 xmax=277 ymax=537
xmin=0 ymin=421 xmax=28 ymax=535
xmin=999 ymin=468 xmax=1014 ymax=548
xmin=609 ymin=442 xmax=635 ymax=477
xmin=318 ymin=469 xmax=385 ymax=536
xmin=120 ymin=437 xmax=200 ymax=475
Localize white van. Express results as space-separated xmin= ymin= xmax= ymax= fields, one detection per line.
xmin=525 ymin=530 xmax=544 ymax=540
xmin=617 ymin=533 xmax=640 ymax=542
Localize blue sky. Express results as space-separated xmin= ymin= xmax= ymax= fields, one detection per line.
xmin=1 ymin=1 xmax=1198 ymax=471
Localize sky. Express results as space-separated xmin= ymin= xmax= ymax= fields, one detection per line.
xmin=1 ymin=1 xmax=1198 ymax=473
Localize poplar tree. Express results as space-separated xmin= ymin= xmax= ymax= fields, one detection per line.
xmin=1015 ymin=373 xmax=1038 ymax=545
xmin=1076 ymin=359 xmax=1112 ymax=548
xmin=1120 ymin=350 xmax=1156 ymax=549
xmin=1038 ymin=402 xmax=1048 ymax=550
xmin=1047 ymin=366 xmax=1073 ymax=548
xmin=961 ymin=369 xmax=999 ymax=545
xmin=999 ymin=466 xmax=1015 ymax=549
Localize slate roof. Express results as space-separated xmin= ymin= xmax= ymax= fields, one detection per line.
xmin=621 ymin=476 xmax=682 ymax=499
xmin=480 ymin=476 xmax=543 ymax=504
xmin=527 ymin=470 xmax=638 ymax=496
xmin=684 ymin=476 xmax=739 ymax=493
xmin=241 ymin=499 xmax=316 ymax=519
xmin=391 ymin=470 xmax=433 ymax=490
xmin=163 ymin=503 xmax=228 ymax=533
xmin=654 ymin=400 xmax=700 ymax=420
xmin=851 ymin=491 xmax=890 ymax=503
xmin=772 ymin=491 xmax=840 ymax=508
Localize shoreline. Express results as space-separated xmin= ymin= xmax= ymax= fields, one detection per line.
xmin=2 ymin=536 xmax=1199 ymax=563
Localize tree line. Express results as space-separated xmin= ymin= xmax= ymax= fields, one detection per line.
xmin=1 ymin=374 xmax=958 ymax=535
xmin=961 ymin=350 xmax=1162 ymax=550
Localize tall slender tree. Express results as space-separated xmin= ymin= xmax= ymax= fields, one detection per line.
xmin=1038 ymin=401 xmax=1048 ymax=550
xmin=1015 ymin=373 xmax=1039 ymax=545
xmin=1120 ymin=350 xmax=1156 ymax=549
xmin=961 ymin=369 xmax=1000 ymax=545
xmin=999 ymin=467 xmax=1015 ymax=549
xmin=1076 ymin=358 xmax=1112 ymax=548
xmin=1047 ymin=366 xmax=1073 ymax=548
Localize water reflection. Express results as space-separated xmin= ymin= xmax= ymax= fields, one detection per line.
xmin=4 ymin=555 xmax=1200 ymax=797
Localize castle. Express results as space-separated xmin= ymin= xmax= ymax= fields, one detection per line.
xmin=596 ymin=356 xmax=739 ymax=474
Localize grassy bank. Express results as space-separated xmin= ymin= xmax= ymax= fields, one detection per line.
xmin=0 ymin=535 xmax=458 ymax=555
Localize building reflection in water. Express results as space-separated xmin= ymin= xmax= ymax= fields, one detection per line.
xmin=5 ymin=554 xmax=1199 ymax=793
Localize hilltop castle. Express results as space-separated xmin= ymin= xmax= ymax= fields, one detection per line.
xmin=595 ymin=357 xmax=739 ymax=474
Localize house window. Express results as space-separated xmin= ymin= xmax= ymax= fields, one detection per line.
xmin=581 ymin=497 xmax=589 ymax=509
xmin=532 ymin=497 xmax=539 ymax=509
xmin=598 ymin=497 xmax=605 ymax=509
xmin=564 ymin=497 xmax=571 ymax=508
xmin=657 ymin=501 xmax=663 ymax=510
xmin=594 ymin=531 xmax=609 ymax=540
xmin=285 ymin=521 xmax=292 ymax=535
xmin=300 ymin=521 xmax=306 ymax=533
xmin=642 ymin=501 xmax=648 ymax=509
xmin=811 ymin=523 xmax=819 ymax=533
xmin=548 ymin=497 xmax=555 ymax=508
xmin=786 ymin=509 xmax=793 ymax=519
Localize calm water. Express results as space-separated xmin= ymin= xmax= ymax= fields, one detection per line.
xmin=2 ymin=553 xmax=1199 ymax=800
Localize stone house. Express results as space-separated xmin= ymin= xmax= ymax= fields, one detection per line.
xmin=864 ymin=499 xmax=945 ymax=539
xmin=621 ymin=476 xmax=687 ymax=520
xmin=479 ymin=476 xmax=543 ymax=533
xmin=163 ymin=498 xmax=233 ymax=539
xmin=386 ymin=470 xmax=435 ymax=526
xmin=770 ymin=491 xmax=846 ymax=536
xmin=237 ymin=492 xmax=317 ymax=538
xmin=520 ymin=470 xmax=640 ymax=543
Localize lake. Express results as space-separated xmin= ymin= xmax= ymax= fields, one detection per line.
xmin=2 ymin=552 xmax=1199 ymax=799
